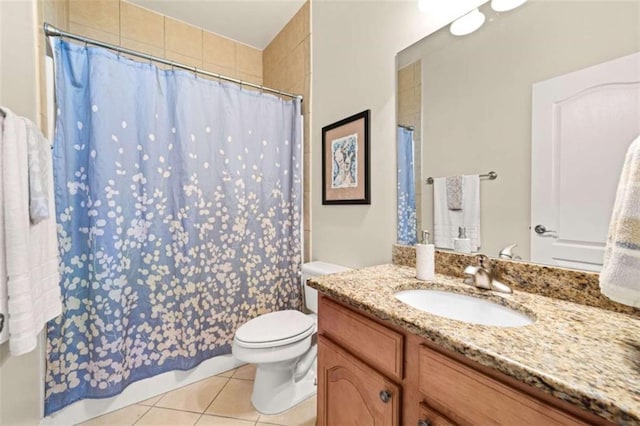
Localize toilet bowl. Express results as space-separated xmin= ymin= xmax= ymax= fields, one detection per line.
xmin=232 ymin=262 xmax=350 ymax=415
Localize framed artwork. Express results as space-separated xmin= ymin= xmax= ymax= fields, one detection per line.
xmin=321 ymin=110 xmax=371 ymax=205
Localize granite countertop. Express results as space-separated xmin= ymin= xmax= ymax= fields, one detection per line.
xmin=308 ymin=264 xmax=640 ymax=425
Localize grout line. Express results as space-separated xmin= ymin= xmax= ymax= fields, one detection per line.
xmin=201 ymin=375 xmax=231 ymax=414
xmin=131 ymin=403 xmax=153 ymax=426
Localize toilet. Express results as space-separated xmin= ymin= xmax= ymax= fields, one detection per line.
xmin=232 ymin=261 xmax=350 ymax=415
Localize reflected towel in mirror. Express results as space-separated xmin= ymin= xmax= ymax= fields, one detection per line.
xmin=434 ymin=175 xmax=481 ymax=251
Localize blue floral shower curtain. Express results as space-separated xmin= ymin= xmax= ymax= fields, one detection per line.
xmin=45 ymin=40 xmax=302 ymax=414
xmin=397 ymin=127 xmax=417 ymax=245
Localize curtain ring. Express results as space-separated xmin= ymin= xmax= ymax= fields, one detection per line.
xmin=170 ymin=62 xmax=175 ymax=72
xmin=193 ymin=66 xmax=198 ymax=78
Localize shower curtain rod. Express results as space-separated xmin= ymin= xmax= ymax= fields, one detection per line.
xmin=43 ymin=23 xmax=303 ymax=101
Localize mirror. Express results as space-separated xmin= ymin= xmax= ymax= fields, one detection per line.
xmin=396 ymin=0 xmax=640 ymax=269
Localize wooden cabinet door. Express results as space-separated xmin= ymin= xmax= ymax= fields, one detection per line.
xmin=318 ymin=335 xmax=400 ymax=426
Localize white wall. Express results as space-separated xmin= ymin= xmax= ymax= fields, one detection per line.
xmin=311 ymin=0 xmax=485 ymax=268
xmin=0 ymin=2 xmax=45 ymax=425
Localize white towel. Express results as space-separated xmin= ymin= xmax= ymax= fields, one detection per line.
xmin=1 ymin=107 xmax=61 ymax=355
xmin=0 ymin=114 xmax=8 ymax=344
xmin=25 ymin=116 xmax=51 ymax=223
xmin=434 ymin=174 xmax=481 ymax=251
xmin=599 ymin=136 xmax=640 ymax=307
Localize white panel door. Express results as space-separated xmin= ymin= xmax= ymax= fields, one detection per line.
xmin=531 ymin=52 xmax=640 ymax=271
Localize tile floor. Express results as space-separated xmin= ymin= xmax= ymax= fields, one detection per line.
xmin=79 ymin=365 xmax=316 ymax=426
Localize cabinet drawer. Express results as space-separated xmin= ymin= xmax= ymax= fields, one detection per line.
xmin=319 ymin=296 xmax=403 ymax=380
xmin=418 ymin=345 xmax=587 ymax=425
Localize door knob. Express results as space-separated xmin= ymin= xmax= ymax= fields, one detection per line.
xmin=534 ymin=224 xmax=556 ymax=235
xmin=418 ymin=420 xmax=432 ymax=426
xmin=379 ymin=390 xmax=392 ymax=403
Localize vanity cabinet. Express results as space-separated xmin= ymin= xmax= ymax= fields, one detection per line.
xmin=317 ymin=294 xmax=609 ymax=426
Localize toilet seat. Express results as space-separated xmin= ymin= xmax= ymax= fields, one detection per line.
xmin=234 ymin=310 xmax=315 ymax=349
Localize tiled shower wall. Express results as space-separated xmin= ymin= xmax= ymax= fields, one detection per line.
xmin=39 ymin=0 xmax=312 ymax=261
xmin=263 ymin=2 xmax=311 ymax=262
xmin=397 ymin=61 xmax=422 ymax=243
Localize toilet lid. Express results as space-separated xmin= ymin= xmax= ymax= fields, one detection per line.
xmin=235 ymin=310 xmax=315 ymax=348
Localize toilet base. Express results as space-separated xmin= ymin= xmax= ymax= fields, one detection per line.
xmin=251 ymin=357 xmax=317 ymax=415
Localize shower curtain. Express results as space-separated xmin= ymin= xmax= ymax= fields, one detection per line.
xmin=45 ymin=39 xmax=302 ymax=415
xmin=397 ymin=127 xmax=417 ymax=245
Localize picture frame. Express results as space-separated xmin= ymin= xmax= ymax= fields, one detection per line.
xmin=321 ymin=110 xmax=371 ymax=205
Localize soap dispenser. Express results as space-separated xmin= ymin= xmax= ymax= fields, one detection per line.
xmin=453 ymin=226 xmax=472 ymax=254
xmin=416 ymin=230 xmax=435 ymax=281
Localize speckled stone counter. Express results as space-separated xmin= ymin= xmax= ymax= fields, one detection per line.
xmin=309 ymin=264 xmax=640 ymax=424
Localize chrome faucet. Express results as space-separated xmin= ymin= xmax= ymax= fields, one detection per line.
xmin=498 ymin=243 xmax=522 ymax=260
xmin=463 ymin=254 xmax=512 ymax=294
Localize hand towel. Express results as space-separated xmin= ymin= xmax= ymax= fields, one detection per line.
xmin=445 ymin=175 xmax=463 ymax=210
xmin=599 ymin=136 xmax=640 ymax=307
xmin=1 ymin=107 xmax=61 ymax=355
xmin=434 ymin=174 xmax=481 ymax=251
xmin=25 ymin=117 xmax=51 ymax=223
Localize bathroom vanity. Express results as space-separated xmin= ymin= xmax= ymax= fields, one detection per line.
xmin=310 ymin=264 xmax=640 ymax=425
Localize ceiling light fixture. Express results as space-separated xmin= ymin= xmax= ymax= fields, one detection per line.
xmin=449 ymin=8 xmax=486 ymax=36
xmin=491 ymin=0 xmax=528 ymax=12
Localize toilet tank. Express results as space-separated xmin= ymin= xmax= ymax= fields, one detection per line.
xmin=302 ymin=261 xmax=351 ymax=314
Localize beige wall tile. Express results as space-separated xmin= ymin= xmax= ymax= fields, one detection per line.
xmin=69 ymin=21 xmax=120 ymax=45
xmin=304 ymin=230 xmax=311 ymax=262
xmin=121 ymin=2 xmax=164 ymax=48
xmin=236 ymin=71 xmax=262 ymax=86
xmin=165 ymin=49 xmax=202 ymax=69
xmin=203 ymin=62 xmax=237 ymax=80
xmin=286 ymin=5 xmax=305 ymax=51
xmin=285 ymin=42 xmax=304 ymax=90
xmin=165 ymin=17 xmax=202 ymax=60
xmin=236 ymin=43 xmax=262 ymax=77
xmin=398 ymin=65 xmax=415 ymax=92
xmin=203 ymin=31 xmax=235 ymax=69
xmin=121 ymin=37 xmax=164 ymax=59
xmin=43 ymin=0 xmax=68 ymax=31
xmin=303 ymin=36 xmax=311 ymax=76
xmin=304 ymin=194 xmax=311 ymax=232
xmin=69 ymin=0 xmax=119 ymax=35
xmin=301 ymin=1 xmax=310 ymax=37
xmin=263 ymin=32 xmax=285 ymax=68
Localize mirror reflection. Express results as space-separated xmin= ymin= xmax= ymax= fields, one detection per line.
xmin=396 ymin=0 xmax=640 ymax=270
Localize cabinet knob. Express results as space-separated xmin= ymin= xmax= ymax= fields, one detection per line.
xmin=379 ymin=390 xmax=392 ymax=403
xmin=418 ymin=420 xmax=432 ymax=426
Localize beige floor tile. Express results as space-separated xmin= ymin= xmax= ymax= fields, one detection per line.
xmin=215 ymin=367 xmax=237 ymax=378
xmin=232 ymin=364 xmax=256 ymax=381
xmin=205 ymin=378 xmax=259 ymax=421
xmin=257 ymin=395 xmax=316 ymax=426
xmin=136 ymin=407 xmax=201 ymax=426
xmin=196 ymin=414 xmax=256 ymax=425
xmin=138 ymin=393 xmax=165 ymax=406
xmin=155 ymin=376 xmax=229 ymax=413
xmin=78 ymin=404 xmax=150 ymax=425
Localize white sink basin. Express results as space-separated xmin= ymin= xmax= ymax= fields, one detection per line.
xmin=394 ymin=289 xmax=534 ymax=327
